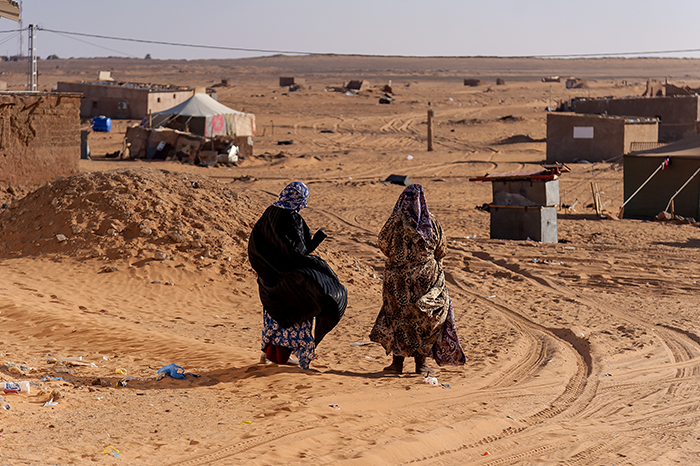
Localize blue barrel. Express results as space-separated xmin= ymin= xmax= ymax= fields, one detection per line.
xmin=92 ymin=116 xmax=112 ymax=132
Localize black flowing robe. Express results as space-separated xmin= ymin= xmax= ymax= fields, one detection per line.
xmin=248 ymin=205 xmax=347 ymax=344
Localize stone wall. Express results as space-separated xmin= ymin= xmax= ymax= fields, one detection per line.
xmin=0 ymin=92 xmax=81 ymax=188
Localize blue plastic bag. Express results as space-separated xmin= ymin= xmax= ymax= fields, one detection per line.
xmin=157 ymin=363 xmax=198 ymax=380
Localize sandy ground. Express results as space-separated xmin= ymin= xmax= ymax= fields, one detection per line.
xmin=2 ymin=56 xmax=700 ymax=465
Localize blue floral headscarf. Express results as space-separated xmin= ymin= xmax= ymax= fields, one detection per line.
xmin=393 ymin=184 xmax=434 ymax=240
xmin=272 ymin=181 xmax=310 ymax=213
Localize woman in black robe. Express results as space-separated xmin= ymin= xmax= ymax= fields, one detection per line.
xmin=248 ymin=181 xmax=347 ymax=369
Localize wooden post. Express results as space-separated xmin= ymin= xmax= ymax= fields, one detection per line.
xmin=427 ymin=109 xmax=434 ymax=152
xmin=148 ymin=110 xmax=152 ymax=129
xmin=590 ymin=182 xmax=602 ymax=216
xmin=270 ymin=120 xmax=275 ymax=136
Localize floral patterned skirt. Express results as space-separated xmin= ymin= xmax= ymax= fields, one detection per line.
xmin=261 ymin=309 xmax=315 ymax=370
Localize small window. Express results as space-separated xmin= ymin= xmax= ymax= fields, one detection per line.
xmin=157 ymin=97 xmax=161 ymax=103
xmin=173 ymin=93 xmax=176 ymax=98
xmin=92 ymin=101 xmax=98 ymax=108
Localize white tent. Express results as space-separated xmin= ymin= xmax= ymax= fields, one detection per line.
xmin=152 ymin=93 xmax=256 ymax=138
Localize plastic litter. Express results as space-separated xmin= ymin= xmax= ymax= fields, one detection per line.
xmin=115 ymin=368 xmax=127 ymax=375
xmin=156 ymin=363 xmax=198 ymax=380
xmin=102 ymin=445 xmax=120 ymax=458
xmin=43 ymin=398 xmax=58 ymax=407
xmin=423 ymin=376 xmax=439 ymax=386
xmin=1 ymin=395 xmax=9 ymax=410
xmin=239 ymin=420 xmax=252 ymax=424
xmin=329 ymin=404 xmax=341 ymax=410
xmin=41 ymin=376 xmax=65 ymax=382
xmin=2 ymin=381 xmax=30 ymax=394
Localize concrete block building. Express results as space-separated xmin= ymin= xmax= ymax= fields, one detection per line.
xmin=547 ymin=113 xmax=658 ymax=163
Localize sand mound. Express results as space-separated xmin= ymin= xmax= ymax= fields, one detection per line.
xmin=0 ymin=168 xmax=263 ymax=274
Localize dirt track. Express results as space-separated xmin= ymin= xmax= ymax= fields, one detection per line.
xmin=2 ymin=56 xmax=700 ymax=465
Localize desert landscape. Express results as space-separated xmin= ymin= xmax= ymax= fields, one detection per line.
xmin=1 ymin=55 xmax=700 ymax=465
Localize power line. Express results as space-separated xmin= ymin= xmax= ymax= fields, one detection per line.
xmin=49 ymin=30 xmax=138 ymax=58
xmin=40 ymin=28 xmax=317 ymax=56
xmin=528 ymin=48 xmax=700 ymax=59
xmin=2 ymin=27 xmax=700 ymax=59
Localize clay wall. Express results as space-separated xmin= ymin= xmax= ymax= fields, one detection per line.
xmin=0 ymin=92 xmax=81 ymax=187
xmin=574 ymin=96 xmax=699 ymax=142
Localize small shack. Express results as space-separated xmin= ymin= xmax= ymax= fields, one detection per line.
xmin=470 ymin=165 xmax=566 ymax=243
xmin=622 ymin=134 xmax=700 ymax=219
xmin=547 ymin=113 xmax=658 ymax=163
xmin=463 ymin=79 xmax=482 ymax=87
xmin=151 ymin=91 xmax=256 ymax=138
xmin=279 ymin=77 xmax=305 ymax=87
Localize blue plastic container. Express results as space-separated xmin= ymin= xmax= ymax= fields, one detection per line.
xmin=92 ymin=116 xmax=112 ymax=132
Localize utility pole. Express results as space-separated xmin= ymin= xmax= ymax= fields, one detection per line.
xmin=28 ymin=23 xmax=36 ymax=91
xmin=18 ymin=0 xmax=23 ymax=57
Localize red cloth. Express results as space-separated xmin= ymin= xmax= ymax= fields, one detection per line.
xmin=265 ymin=344 xmax=292 ymax=364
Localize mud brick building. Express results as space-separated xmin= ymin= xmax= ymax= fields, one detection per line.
xmin=0 ymin=92 xmax=81 ymax=187
xmin=574 ymin=95 xmax=700 ymax=142
xmin=56 ymin=81 xmax=194 ymax=120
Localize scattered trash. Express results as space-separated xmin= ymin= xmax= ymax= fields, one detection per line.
xmin=488 ymin=295 xmax=496 ymax=298
xmin=483 ymin=451 xmax=490 ymax=456
xmin=102 ymin=445 xmax=120 ymax=458
xmin=239 ymin=420 xmax=252 ymax=424
xmin=506 ymin=415 xmax=516 ymax=420
xmin=349 ymin=342 xmax=374 ymax=346
xmin=156 ymin=363 xmax=198 ymax=380
xmin=602 ymin=373 xmax=613 ymax=377
xmin=423 ymin=376 xmax=439 ymax=386
xmin=406 ymin=155 xmax=413 ymax=160
xmin=1 ymin=395 xmax=9 ymax=410
xmin=384 ymin=174 xmax=412 ymax=186
xmin=441 ymin=383 xmax=450 ymax=389
xmin=329 ymin=404 xmax=341 ymax=410
xmin=1 ymin=381 xmax=30 ymax=394
xmin=43 ymin=398 xmax=58 ymax=407
xmin=277 ymin=140 xmax=294 ymax=145
xmin=115 ymin=368 xmax=127 ymax=376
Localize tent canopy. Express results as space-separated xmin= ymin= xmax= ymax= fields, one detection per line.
xmin=631 ymin=133 xmax=700 ymax=158
xmin=624 ymin=134 xmax=700 ymax=219
xmin=153 ymin=93 xmax=255 ymax=137
xmin=153 ymin=93 xmax=247 ymax=118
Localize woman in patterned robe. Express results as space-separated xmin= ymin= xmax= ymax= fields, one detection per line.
xmin=248 ymin=181 xmax=347 ymax=370
xmin=370 ymin=184 xmax=465 ymax=375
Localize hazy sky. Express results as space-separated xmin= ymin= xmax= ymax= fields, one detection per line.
xmin=3 ymin=0 xmax=700 ymax=60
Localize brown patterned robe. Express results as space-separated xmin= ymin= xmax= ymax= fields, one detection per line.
xmin=370 ymin=211 xmax=451 ymax=357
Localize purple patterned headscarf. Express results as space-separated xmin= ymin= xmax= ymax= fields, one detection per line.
xmin=272 ymin=181 xmax=310 ymax=213
xmin=392 ymin=184 xmax=434 ymax=240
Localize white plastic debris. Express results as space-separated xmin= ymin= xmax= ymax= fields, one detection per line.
xmin=423 ymin=376 xmax=439 ymax=386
